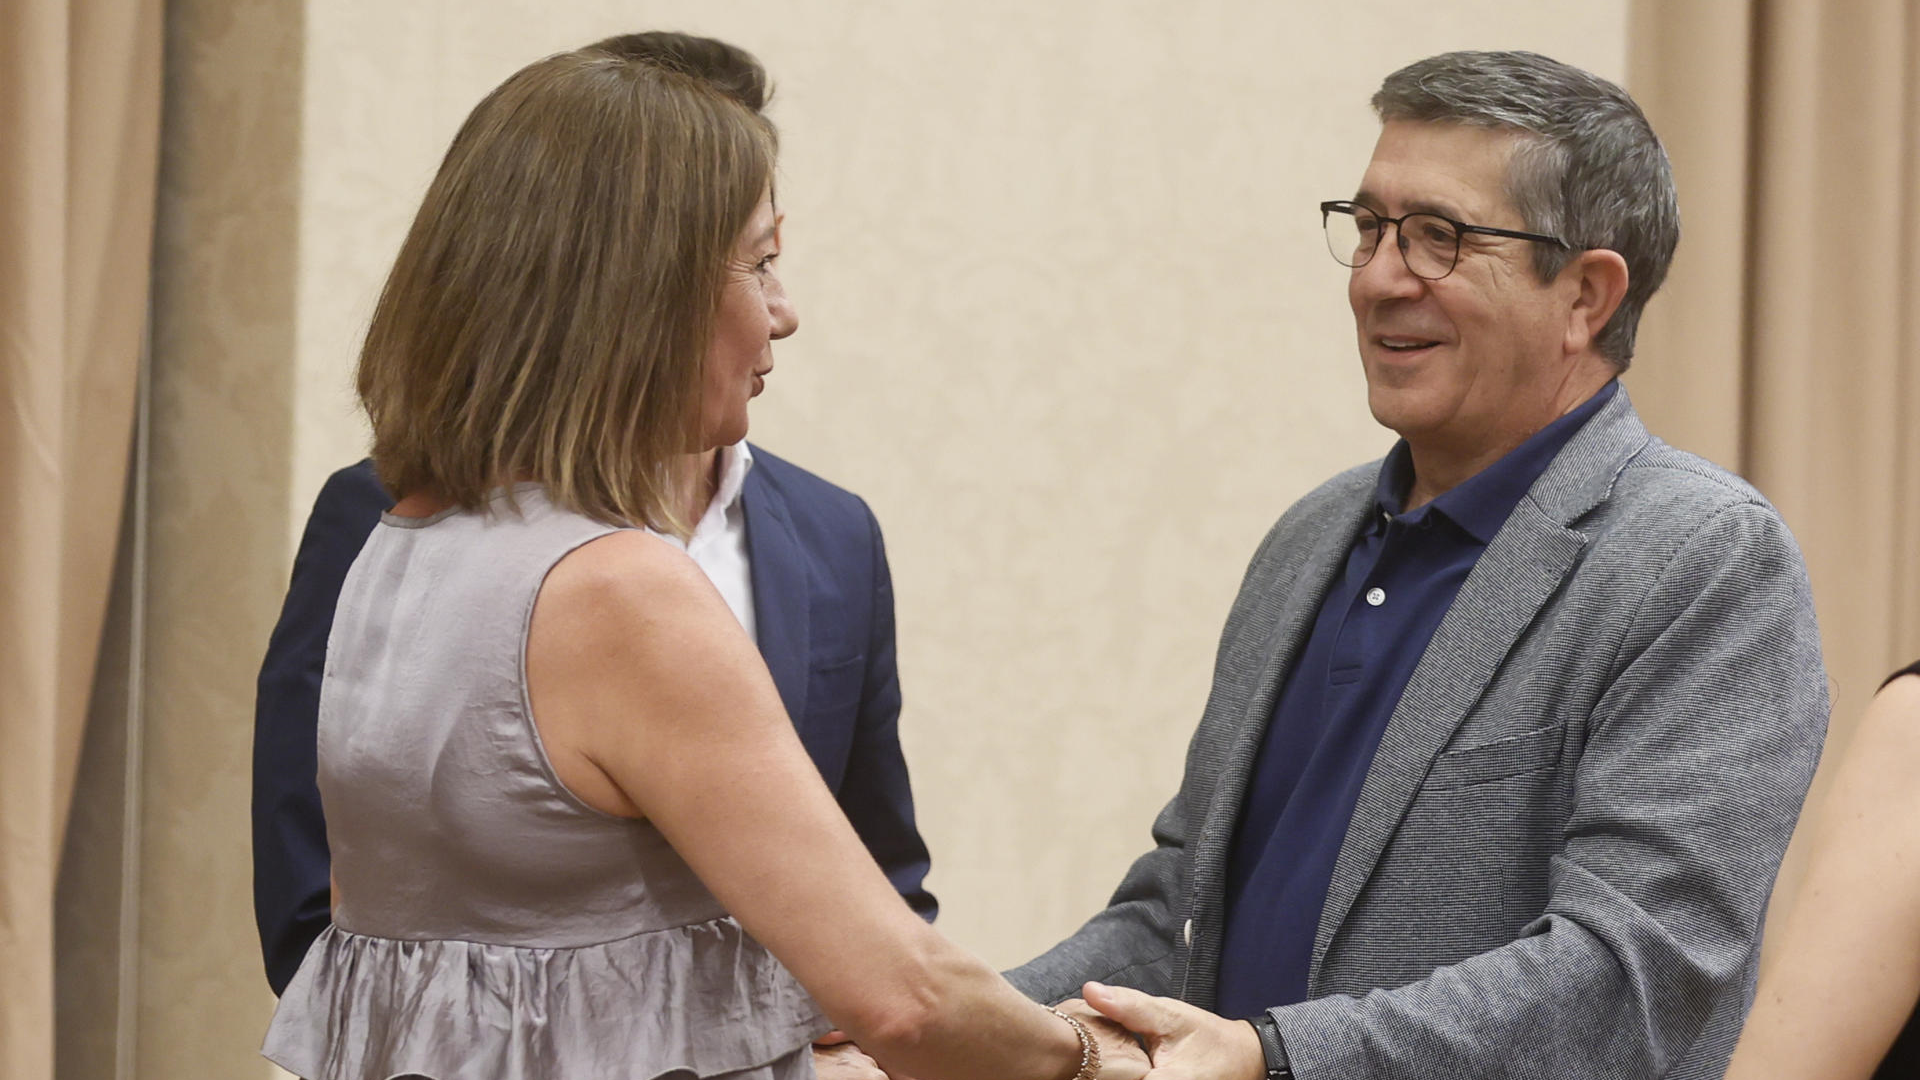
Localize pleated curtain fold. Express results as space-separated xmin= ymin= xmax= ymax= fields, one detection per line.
xmin=1627 ymin=0 xmax=1920 ymax=926
xmin=0 ymin=1 xmax=162 ymax=1076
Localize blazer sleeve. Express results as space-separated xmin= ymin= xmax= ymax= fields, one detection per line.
xmin=251 ymin=461 xmax=388 ymax=994
xmin=1269 ymin=500 xmax=1829 ymax=1079
xmin=1002 ymin=507 xmax=1312 ymax=1005
xmin=1003 ymin=791 xmax=1190 ymax=1003
xmin=832 ymin=505 xmax=938 ymax=920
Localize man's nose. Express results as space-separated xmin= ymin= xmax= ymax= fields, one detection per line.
xmin=1351 ymin=228 xmax=1425 ymax=300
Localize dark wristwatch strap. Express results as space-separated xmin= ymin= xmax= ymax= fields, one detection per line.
xmin=1249 ymin=1015 xmax=1294 ymax=1080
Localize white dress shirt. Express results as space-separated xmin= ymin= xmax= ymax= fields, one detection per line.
xmin=657 ymin=441 xmax=757 ymax=643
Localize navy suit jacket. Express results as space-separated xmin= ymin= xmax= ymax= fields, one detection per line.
xmin=252 ymin=449 xmax=935 ymax=994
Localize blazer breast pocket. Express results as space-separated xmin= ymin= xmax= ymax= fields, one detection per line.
xmin=1425 ymin=722 xmax=1568 ymax=790
xmin=806 ymin=653 xmax=866 ymax=717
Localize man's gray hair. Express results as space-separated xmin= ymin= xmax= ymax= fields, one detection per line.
xmin=1373 ymin=51 xmax=1679 ymax=368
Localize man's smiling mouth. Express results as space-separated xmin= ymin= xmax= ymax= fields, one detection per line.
xmin=1378 ymin=336 xmax=1442 ymax=352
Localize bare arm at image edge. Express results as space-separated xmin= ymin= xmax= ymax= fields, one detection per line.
xmin=1724 ymin=672 xmax=1920 ymax=1080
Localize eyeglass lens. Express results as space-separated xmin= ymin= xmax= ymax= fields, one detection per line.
xmin=1324 ymin=207 xmax=1461 ymax=280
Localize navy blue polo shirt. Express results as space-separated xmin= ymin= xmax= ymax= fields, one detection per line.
xmin=1213 ymin=381 xmax=1617 ymax=1018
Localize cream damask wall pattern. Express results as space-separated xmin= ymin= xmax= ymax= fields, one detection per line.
xmin=66 ymin=3 xmax=1628 ymax=1075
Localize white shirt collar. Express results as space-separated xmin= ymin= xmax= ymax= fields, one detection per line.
xmin=705 ymin=441 xmax=753 ymax=525
xmin=678 ymin=441 xmax=758 ymax=642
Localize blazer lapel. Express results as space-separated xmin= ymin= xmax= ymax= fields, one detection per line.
xmin=1199 ymin=493 xmax=1374 ymax=846
xmin=741 ymin=465 xmax=811 ymax=728
xmin=1183 ymin=475 xmax=1377 ymax=1006
xmin=1307 ymin=389 xmax=1653 ymax=990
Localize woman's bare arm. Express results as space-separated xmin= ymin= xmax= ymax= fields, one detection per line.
xmin=1726 ymin=674 xmax=1920 ymax=1079
xmin=526 ymin=531 xmax=1124 ymax=1080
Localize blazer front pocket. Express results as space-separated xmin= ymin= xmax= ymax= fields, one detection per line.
xmin=1425 ymin=722 xmax=1567 ymax=790
xmin=806 ymin=653 xmax=865 ymax=716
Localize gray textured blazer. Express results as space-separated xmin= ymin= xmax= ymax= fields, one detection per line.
xmin=1008 ymin=389 xmax=1828 ymax=1079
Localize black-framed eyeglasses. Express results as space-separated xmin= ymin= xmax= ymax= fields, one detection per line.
xmin=1320 ymin=200 xmax=1568 ymax=281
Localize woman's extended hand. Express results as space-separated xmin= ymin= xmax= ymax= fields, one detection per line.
xmin=813 ymin=1040 xmax=888 ymax=1080
xmin=1047 ymin=999 xmax=1150 ymax=1080
xmin=1080 ymin=982 xmax=1263 ymax=1080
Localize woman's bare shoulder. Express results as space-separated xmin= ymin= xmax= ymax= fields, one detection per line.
xmin=526 ymin=528 xmax=751 ymax=747
xmin=1858 ymin=673 xmax=1920 ymax=764
xmin=537 ymin=530 xmax=722 ymax=631
xmin=1826 ymin=673 xmax=1920 ymax=825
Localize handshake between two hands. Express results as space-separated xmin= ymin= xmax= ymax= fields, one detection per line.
xmin=814 ymin=982 xmax=1265 ymax=1080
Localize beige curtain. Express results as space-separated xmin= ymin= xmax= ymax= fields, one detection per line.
xmin=0 ymin=1 xmax=161 ymax=1076
xmin=1627 ymin=0 xmax=1920 ymax=924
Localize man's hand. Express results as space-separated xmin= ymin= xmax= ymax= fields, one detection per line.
xmin=812 ymin=1038 xmax=887 ymax=1080
xmin=1054 ymin=996 xmax=1152 ymax=1080
xmin=1081 ymin=982 xmax=1264 ymax=1080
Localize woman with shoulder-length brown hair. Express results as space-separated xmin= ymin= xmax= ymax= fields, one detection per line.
xmin=1725 ymin=663 xmax=1920 ymax=1080
xmin=261 ymin=47 xmax=1147 ymax=1080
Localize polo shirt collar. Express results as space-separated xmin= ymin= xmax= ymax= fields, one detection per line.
xmin=1373 ymin=379 xmax=1620 ymax=544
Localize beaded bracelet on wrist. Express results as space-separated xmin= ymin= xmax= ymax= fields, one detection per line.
xmin=1048 ymin=1007 xmax=1101 ymax=1080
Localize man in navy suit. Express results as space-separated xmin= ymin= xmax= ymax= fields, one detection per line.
xmin=250 ymin=34 xmax=935 ymax=1065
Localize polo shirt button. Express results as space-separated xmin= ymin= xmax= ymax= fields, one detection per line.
xmin=1183 ymin=918 xmax=1194 ymax=947
xmin=1366 ymin=586 xmax=1386 ymax=606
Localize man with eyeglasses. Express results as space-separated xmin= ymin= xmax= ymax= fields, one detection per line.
xmin=1009 ymin=51 xmax=1827 ymax=1080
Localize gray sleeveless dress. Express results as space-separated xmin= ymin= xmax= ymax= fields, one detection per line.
xmin=262 ymin=486 xmax=826 ymax=1080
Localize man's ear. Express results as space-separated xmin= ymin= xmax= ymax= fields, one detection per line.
xmin=1564 ymin=248 xmax=1630 ymax=356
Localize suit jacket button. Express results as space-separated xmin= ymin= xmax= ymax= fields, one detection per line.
xmin=1183 ymin=918 xmax=1194 ymax=947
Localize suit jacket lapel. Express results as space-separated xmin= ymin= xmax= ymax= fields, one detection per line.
xmin=1202 ymin=492 xmax=1374 ymax=841
xmin=741 ymin=463 xmax=811 ymax=728
xmin=1307 ymin=389 xmax=1653 ymax=989
xmin=1185 ymin=475 xmax=1376 ymax=1004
